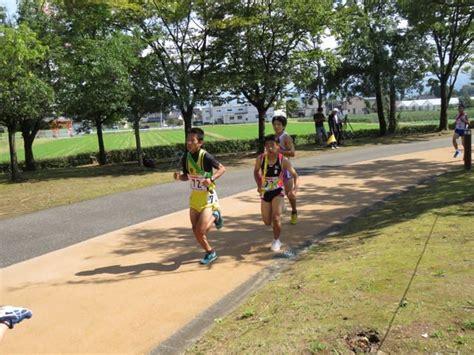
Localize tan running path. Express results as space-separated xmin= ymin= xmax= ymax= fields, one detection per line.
xmin=1 ymin=147 xmax=461 ymax=354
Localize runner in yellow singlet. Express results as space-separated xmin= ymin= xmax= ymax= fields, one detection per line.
xmin=174 ymin=128 xmax=226 ymax=265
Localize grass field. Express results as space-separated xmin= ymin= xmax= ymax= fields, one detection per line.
xmin=189 ymin=170 xmax=474 ymax=354
xmin=0 ymin=108 xmax=459 ymax=163
xmin=0 ymin=122 xmax=379 ymax=163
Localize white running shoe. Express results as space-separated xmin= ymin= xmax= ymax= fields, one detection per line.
xmin=0 ymin=306 xmax=32 ymax=329
xmin=453 ymin=150 xmax=461 ymax=158
xmin=271 ymin=239 xmax=282 ymax=252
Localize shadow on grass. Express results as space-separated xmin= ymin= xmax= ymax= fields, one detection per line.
xmin=309 ymin=169 xmax=474 ymax=255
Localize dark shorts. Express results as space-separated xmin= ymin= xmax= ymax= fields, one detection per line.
xmin=262 ymin=188 xmax=284 ymax=203
xmin=454 ymin=128 xmax=465 ymax=137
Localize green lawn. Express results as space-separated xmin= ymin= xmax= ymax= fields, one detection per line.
xmin=0 ymin=122 xmax=378 ymax=162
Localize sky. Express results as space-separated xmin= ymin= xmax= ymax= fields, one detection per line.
xmin=1 ymin=0 xmax=16 ymax=15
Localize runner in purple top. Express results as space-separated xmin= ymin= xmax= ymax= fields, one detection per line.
xmin=272 ymin=113 xmax=298 ymax=225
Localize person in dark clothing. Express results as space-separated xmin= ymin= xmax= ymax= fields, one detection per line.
xmin=327 ymin=108 xmax=341 ymax=149
xmin=312 ymin=107 xmax=328 ymax=145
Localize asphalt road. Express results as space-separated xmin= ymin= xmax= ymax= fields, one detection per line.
xmin=0 ymin=138 xmax=451 ymax=268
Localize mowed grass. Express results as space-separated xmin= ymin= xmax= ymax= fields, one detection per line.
xmin=188 ymin=170 xmax=474 ymax=354
xmin=0 ymin=122 xmax=379 ymax=162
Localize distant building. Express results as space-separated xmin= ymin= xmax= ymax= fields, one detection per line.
xmin=197 ymin=103 xmax=275 ymax=124
xmin=342 ymin=96 xmax=371 ymax=115
xmin=396 ymin=97 xmax=470 ymax=111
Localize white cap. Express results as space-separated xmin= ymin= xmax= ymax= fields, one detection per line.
xmin=332 ymin=108 xmax=339 ymax=112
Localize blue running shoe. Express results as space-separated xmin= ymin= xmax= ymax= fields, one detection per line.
xmin=453 ymin=150 xmax=461 ymax=158
xmin=0 ymin=306 xmax=33 ymax=329
xmin=200 ymin=250 xmax=218 ymax=265
xmin=213 ymin=210 xmax=223 ymax=229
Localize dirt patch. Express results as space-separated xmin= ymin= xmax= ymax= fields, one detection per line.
xmin=345 ymin=329 xmax=381 ymax=353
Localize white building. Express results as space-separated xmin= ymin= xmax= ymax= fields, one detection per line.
xmin=396 ymin=97 xmax=466 ymax=111
xmin=197 ymin=103 xmax=275 ymax=124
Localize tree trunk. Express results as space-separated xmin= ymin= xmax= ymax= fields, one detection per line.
xmin=317 ymin=95 xmax=323 ymax=110
xmin=257 ymin=105 xmax=267 ymax=153
xmin=374 ymin=73 xmax=387 ymax=136
xmin=182 ymin=108 xmax=193 ymax=145
xmin=7 ymin=126 xmax=20 ymax=182
xmin=317 ymin=62 xmax=323 ymax=109
xmin=133 ymin=119 xmax=144 ymax=168
xmin=23 ymin=132 xmax=36 ymax=171
xmin=439 ymin=79 xmax=449 ymax=131
xmin=96 ymin=118 xmax=107 ymax=165
xmin=388 ymin=82 xmax=397 ymax=134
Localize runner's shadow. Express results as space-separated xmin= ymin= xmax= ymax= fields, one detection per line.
xmin=75 ymin=247 xmax=204 ymax=277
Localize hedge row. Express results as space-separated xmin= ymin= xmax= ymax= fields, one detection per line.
xmin=0 ymin=123 xmax=454 ymax=173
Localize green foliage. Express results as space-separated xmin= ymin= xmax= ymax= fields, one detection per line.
xmin=400 ymin=0 xmax=474 ymax=129
xmin=239 ymin=309 xmax=254 ymax=320
xmin=221 ymin=0 xmax=332 ymax=147
xmin=464 ymin=320 xmax=474 ymax=330
xmin=0 ymin=24 xmax=49 ymax=127
xmin=0 ymin=22 xmax=53 ymax=179
xmin=136 ymin=0 xmax=228 ymax=136
xmin=307 ymin=341 xmax=327 ymax=353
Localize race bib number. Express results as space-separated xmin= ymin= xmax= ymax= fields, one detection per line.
xmin=263 ymin=177 xmax=280 ymax=191
xmin=189 ymin=175 xmax=208 ymax=191
xmin=208 ymin=190 xmax=218 ymax=204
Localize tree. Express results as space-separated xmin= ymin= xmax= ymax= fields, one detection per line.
xmin=427 ymin=78 xmax=441 ymax=97
xmin=0 ymin=5 xmax=7 ymax=24
xmin=292 ymin=36 xmax=339 ymax=110
xmin=60 ymin=33 xmax=134 ymax=165
xmin=459 ymin=84 xmax=473 ymax=108
xmin=385 ymin=30 xmax=433 ymax=132
xmin=16 ymin=0 xmax=58 ymax=171
xmin=135 ymin=0 xmax=227 ymax=140
xmin=335 ymin=1 xmax=431 ymax=134
xmin=222 ymin=0 xmax=331 ymax=150
xmin=128 ymin=52 xmax=173 ymax=167
xmin=0 ymin=24 xmax=50 ymax=181
xmin=285 ymin=99 xmax=299 ymax=118
xmin=401 ymin=0 xmax=474 ymax=130
xmin=334 ymin=1 xmax=392 ymax=135
xmin=55 ymin=1 xmax=136 ymax=165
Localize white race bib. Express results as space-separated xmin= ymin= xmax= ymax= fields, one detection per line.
xmin=189 ymin=175 xmax=208 ymax=191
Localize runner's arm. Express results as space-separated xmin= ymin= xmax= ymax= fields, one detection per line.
xmin=174 ymin=153 xmax=189 ymax=181
xmin=283 ymin=158 xmax=298 ymax=195
xmin=281 ymin=135 xmax=295 ymax=158
xmin=202 ymin=153 xmax=225 ymax=186
xmin=253 ymin=157 xmax=263 ymax=192
xmin=173 ymin=171 xmax=189 ymax=181
xmin=211 ymin=163 xmax=226 ymax=181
